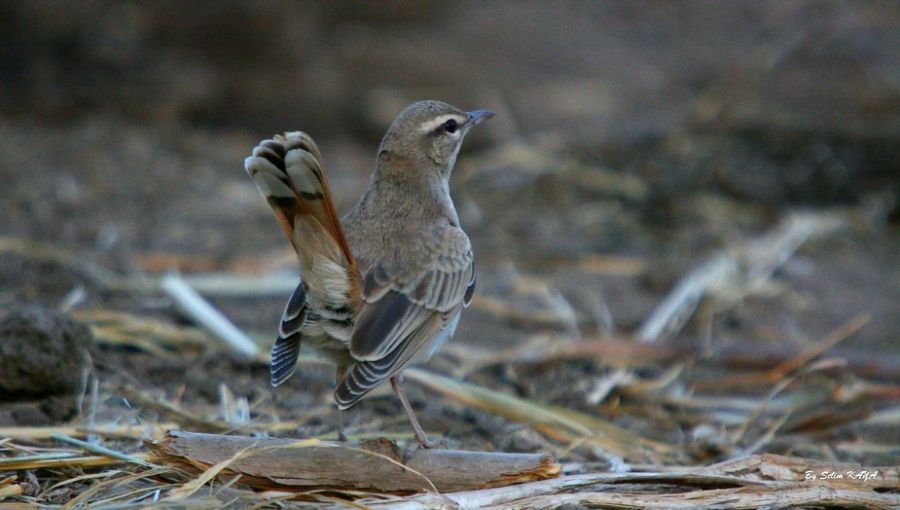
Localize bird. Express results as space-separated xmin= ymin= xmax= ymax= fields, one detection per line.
xmin=244 ymin=100 xmax=494 ymax=447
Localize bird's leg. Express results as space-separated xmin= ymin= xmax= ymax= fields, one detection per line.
xmin=390 ymin=375 xmax=437 ymax=448
xmin=335 ymin=366 xmax=348 ymax=442
xmin=337 ymin=409 xmax=346 ymax=442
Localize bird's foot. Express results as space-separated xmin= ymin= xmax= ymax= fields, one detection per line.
xmin=416 ymin=435 xmax=443 ymax=449
xmin=402 ymin=435 xmax=445 ymax=463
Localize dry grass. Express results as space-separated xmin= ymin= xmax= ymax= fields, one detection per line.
xmin=2 ymin=204 xmax=898 ymax=509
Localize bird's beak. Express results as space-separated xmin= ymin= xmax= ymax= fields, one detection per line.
xmin=466 ymin=109 xmax=496 ymax=127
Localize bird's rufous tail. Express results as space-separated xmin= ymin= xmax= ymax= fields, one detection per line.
xmin=245 ymin=132 xmax=361 ymax=310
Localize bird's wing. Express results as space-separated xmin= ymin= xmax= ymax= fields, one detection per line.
xmin=333 ymin=226 xmax=476 ymax=408
xmin=269 ymin=281 xmax=308 ymax=386
xmin=335 ymin=306 xmax=461 ymax=409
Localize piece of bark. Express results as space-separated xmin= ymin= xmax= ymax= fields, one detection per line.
xmin=146 ymin=430 xmax=561 ymax=494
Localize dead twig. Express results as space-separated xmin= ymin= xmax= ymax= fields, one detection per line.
xmin=768 ymin=313 xmax=870 ymax=380
xmin=404 ymin=368 xmax=679 ymax=464
xmin=0 ymin=453 xmax=154 ymax=471
xmin=159 ymin=273 xmax=261 ymax=359
xmin=0 ymin=422 xmax=176 ymax=441
xmin=638 ymin=211 xmax=846 ymax=343
xmin=146 ymin=430 xmax=561 ymax=494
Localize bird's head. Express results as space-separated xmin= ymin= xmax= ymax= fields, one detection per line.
xmin=377 ymin=100 xmax=494 ymax=175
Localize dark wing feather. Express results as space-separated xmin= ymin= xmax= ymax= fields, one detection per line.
xmin=351 ymin=290 xmax=419 ymax=355
xmin=270 ymin=281 xmax=308 ymax=386
xmin=350 ymin=262 xmax=474 ymax=361
xmin=335 ymin=309 xmax=453 ymax=409
xmin=464 ymin=269 xmax=476 ymax=306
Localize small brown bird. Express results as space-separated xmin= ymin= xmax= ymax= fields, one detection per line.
xmin=245 ymin=100 xmax=493 ymax=446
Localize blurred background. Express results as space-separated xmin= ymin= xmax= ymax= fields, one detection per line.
xmin=1 ymin=0 xmax=898 ymax=473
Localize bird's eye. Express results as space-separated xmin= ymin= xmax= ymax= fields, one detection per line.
xmin=443 ymin=119 xmax=458 ymax=134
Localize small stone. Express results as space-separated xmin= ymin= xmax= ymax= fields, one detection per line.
xmin=0 ymin=306 xmax=92 ymax=398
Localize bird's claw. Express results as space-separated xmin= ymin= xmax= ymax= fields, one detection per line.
xmin=402 ymin=435 xmax=445 ymax=463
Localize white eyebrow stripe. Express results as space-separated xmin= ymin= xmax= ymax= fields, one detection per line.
xmin=418 ymin=114 xmax=466 ymax=134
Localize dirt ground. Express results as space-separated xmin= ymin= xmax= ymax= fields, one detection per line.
xmin=0 ymin=1 xmax=898 ymax=506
